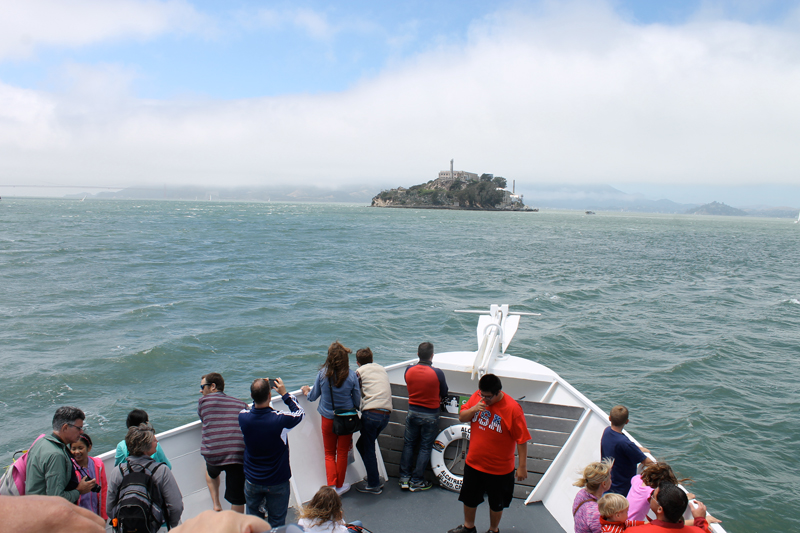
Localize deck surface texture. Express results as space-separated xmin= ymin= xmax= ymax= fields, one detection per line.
xmin=340 ymin=477 xmax=566 ymax=533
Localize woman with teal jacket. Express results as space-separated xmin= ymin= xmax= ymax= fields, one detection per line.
xmin=114 ymin=409 xmax=172 ymax=468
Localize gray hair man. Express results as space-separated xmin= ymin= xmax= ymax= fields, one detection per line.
xmin=25 ymin=406 xmax=97 ymax=501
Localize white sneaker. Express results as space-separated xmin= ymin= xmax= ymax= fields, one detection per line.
xmin=335 ymin=483 xmax=351 ymax=496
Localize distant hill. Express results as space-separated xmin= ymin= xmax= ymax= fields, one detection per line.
xmin=66 ymin=185 xmax=377 ymax=203
xmin=517 ymin=184 xmax=698 ymax=213
xmin=59 ymin=184 xmax=799 ymax=217
xmin=685 ymin=201 xmax=747 ymax=216
xmin=742 ymin=206 xmax=800 ymax=218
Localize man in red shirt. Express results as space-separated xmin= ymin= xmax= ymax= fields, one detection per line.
xmin=399 ymin=342 xmax=449 ymax=491
xmin=628 ymin=482 xmax=711 ymax=533
xmin=448 ymin=374 xmax=531 ymax=533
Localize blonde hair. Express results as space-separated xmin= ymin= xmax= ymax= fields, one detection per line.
xmin=597 ymin=493 xmax=629 ymax=519
xmin=298 ymin=486 xmax=343 ymax=525
xmin=574 ymin=458 xmax=614 ymax=492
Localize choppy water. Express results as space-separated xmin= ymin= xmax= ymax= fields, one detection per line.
xmin=2 ymin=198 xmax=798 ymax=532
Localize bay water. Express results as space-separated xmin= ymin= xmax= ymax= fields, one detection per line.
xmin=2 ymin=198 xmax=798 ymax=532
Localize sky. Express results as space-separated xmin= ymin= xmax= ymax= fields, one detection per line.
xmin=1 ymin=0 xmax=800 ymax=206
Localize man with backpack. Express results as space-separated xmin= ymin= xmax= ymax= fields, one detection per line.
xmin=107 ymin=423 xmax=183 ymax=532
xmin=25 ymin=406 xmax=97 ymax=501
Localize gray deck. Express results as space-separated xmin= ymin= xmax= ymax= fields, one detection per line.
xmin=341 ymin=478 xmax=566 ymax=533
xmin=381 ymin=384 xmax=586 ymax=500
xmin=338 ymin=382 xmax=584 ymax=532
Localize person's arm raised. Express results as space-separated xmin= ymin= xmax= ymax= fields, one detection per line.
xmin=459 ymin=399 xmax=486 ymax=423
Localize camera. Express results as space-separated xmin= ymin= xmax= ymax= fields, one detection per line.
xmin=84 ymin=475 xmax=101 ymax=493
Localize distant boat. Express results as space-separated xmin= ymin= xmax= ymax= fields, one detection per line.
xmin=795 ymin=211 xmax=799 ymax=224
xmin=80 ymin=195 xmax=86 ymax=201
xmin=585 ymin=210 xmax=595 ymax=215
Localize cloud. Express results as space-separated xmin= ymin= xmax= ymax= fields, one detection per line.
xmin=248 ymin=6 xmax=380 ymax=42
xmin=0 ymin=0 xmax=210 ymax=60
xmin=292 ymin=8 xmax=334 ymax=41
xmin=2 ymin=1 xmax=800 ymax=192
xmin=248 ymin=7 xmax=333 ymax=40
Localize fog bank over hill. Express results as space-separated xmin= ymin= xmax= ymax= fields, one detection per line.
xmin=515 ymin=184 xmax=799 ymax=217
xmin=56 ymin=183 xmax=799 ymax=218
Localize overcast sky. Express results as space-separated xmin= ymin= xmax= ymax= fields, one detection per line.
xmin=1 ymin=0 xmax=799 ymax=205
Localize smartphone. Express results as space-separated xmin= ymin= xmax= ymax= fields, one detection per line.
xmin=268 ymin=378 xmax=277 ymax=390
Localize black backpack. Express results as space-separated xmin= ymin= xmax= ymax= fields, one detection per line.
xmin=114 ymin=460 xmax=169 ymax=533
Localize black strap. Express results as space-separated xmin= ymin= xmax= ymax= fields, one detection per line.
xmin=327 ymin=376 xmax=337 ymax=411
xmin=61 ymin=442 xmax=80 ymax=492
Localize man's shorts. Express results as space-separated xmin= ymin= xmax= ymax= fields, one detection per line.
xmin=458 ymin=463 xmax=515 ymax=512
xmin=206 ymin=462 xmax=246 ymax=506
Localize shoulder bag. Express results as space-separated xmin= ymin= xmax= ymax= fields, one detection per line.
xmin=328 ymin=377 xmax=361 ymax=436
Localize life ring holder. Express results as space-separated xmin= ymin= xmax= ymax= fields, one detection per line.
xmin=431 ymin=424 xmax=470 ymax=492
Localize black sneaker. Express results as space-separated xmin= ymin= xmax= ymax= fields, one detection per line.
xmin=447 ymin=525 xmax=477 ymax=533
xmin=354 ymin=480 xmax=383 ymax=494
xmin=408 ymin=480 xmax=433 ymax=492
xmin=399 ymin=478 xmax=410 ymax=490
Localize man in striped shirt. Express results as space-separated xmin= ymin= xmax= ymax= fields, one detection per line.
xmin=199 ymin=372 xmax=248 ymax=513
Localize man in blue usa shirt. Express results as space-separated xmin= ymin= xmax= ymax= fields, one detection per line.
xmin=239 ymin=377 xmax=305 ymax=527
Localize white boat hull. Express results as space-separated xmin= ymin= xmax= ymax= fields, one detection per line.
xmin=97 ymin=309 xmax=725 ymax=533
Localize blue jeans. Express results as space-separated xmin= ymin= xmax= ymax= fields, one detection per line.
xmin=244 ymin=479 xmax=290 ymax=528
xmin=355 ymin=410 xmax=391 ymax=488
xmin=399 ymin=410 xmax=439 ymax=483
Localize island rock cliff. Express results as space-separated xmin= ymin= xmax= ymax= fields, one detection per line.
xmin=372 ymin=174 xmax=530 ymax=210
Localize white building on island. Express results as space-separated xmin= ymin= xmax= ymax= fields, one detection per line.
xmin=438 ymin=159 xmax=478 ymax=185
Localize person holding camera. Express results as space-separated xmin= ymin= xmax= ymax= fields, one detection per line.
xmin=70 ymin=433 xmax=107 ymax=519
xmin=239 ymin=377 xmax=305 ymax=528
xmin=25 ymin=406 xmax=98 ymax=502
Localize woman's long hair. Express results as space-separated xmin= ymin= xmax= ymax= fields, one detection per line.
xmin=323 ymin=341 xmax=351 ymax=388
xmin=641 ymin=462 xmax=690 ymax=487
xmin=298 ymin=486 xmax=343 ymax=525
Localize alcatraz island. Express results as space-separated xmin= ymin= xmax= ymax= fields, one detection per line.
xmin=371 ymin=160 xmax=533 ymax=211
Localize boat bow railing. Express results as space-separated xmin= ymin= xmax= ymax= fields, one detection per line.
xmin=455 ymin=304 xmax=540 ymax=379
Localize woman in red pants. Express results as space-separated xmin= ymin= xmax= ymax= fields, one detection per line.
xmin=302 ymin=341 xmax=361 ymax=495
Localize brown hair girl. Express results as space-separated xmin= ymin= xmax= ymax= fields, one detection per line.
xmin=298 ymin=486 xmax=344 ymax=526
xmin=323 ymin=341 xmax=351 ymax=388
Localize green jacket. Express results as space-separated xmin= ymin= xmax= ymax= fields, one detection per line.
xmin=25 ymin=433 xmax=79 ymax=503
